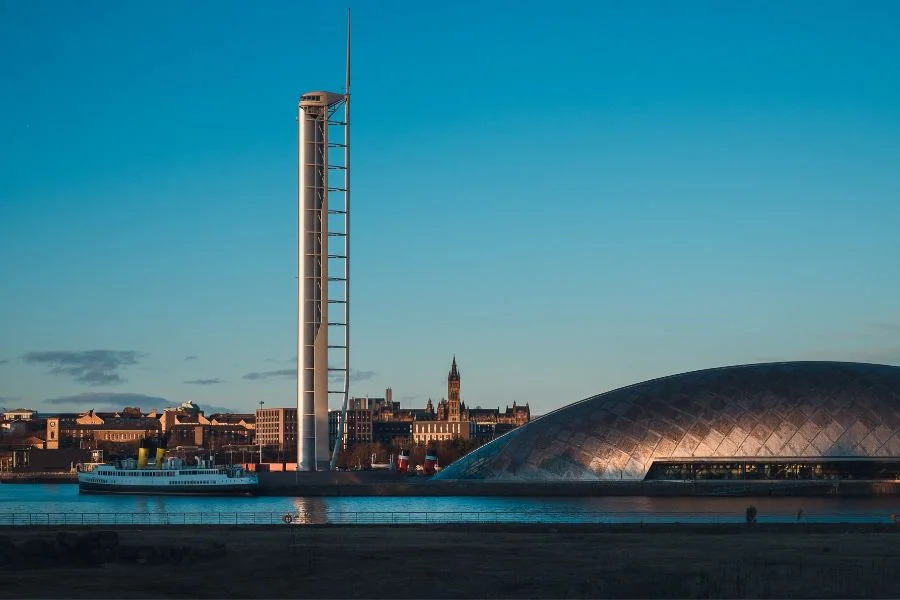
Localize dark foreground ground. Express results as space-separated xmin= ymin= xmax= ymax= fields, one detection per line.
xmin=2 ymin=524 xmax=900 ymax=598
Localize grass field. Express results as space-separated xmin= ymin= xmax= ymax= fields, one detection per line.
xmin=2 ymin=524 xmax=900 ymax=598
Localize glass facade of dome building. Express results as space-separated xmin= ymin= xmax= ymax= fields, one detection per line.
xmin=434 ymin=362 xmax=900 ymax=482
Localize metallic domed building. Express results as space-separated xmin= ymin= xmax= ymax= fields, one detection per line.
xmin=434 ymin=362 xmax=900 ymax=482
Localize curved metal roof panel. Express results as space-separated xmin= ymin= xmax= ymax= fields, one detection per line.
xmin=434 ymin=362 xmax=900 ymax=481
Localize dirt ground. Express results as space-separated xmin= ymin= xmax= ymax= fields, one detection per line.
xmin=2 ymin=524 xmax=900 ymax=598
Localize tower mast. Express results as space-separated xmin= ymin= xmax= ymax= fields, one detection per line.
xmin=298 ymin=10 xmax=351 ymax=471
xmin=329 ymin=10 xmax=351 ymax=471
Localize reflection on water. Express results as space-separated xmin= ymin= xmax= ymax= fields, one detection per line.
xmin=134 ymin=495 xmax=168 ymax=514
xmin=291 ymin=497 xmax=329 ymax=524
xmin=0 ymin=484 xmax=898 ymax=524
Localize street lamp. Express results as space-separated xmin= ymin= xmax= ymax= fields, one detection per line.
xmin=258 ymin=400 xmax=264 ymax=464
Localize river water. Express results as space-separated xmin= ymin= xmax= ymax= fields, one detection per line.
xmin=1 ymin=484 xmax=899 ymax=525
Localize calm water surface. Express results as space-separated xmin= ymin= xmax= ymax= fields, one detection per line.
xmin=1 ymin=484 xmax=899 ymax=524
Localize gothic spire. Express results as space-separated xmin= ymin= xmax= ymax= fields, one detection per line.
xmin=448 ymin=355 xmax=460 ymax=382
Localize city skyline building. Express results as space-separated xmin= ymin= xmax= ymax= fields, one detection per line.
xmin=256 ymin=407 xmax=298 ymax=455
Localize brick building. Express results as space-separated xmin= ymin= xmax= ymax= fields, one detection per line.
xmin=255 ymin=407 xmax=297 ymax=454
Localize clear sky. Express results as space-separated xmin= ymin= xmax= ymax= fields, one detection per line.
xmin=1 ymin=0 xmax=899 ymax=417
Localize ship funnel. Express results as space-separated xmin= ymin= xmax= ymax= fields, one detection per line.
xmin=155 ymin=447 xmax=166 ymax=470
xmin=424 ymin=448 xmax=438 ymax=476
xmin=137 ymin=446 xmax=149 ymax=469
xmin=397 ymin=449 xmax=410 ymax=473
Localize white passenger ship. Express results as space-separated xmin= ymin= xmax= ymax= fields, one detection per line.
xmin=77 ymin=456 xmax=259 ymax=496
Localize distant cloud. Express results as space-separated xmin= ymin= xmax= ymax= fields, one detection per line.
xmin=799 ymin=347 xmax=900 ymax=366
xmin=328 ymin=370 xmax=376 ymax=382
xmin=327 ymin=369 xmax=376 ymax=383
xmin=44 ymin=392 xmax=172 ymax=411
xmin=183 ymin=378 xmax=225 ymax=386
xmin=0 ymin=359 xmax=9 ymax=365
xmin=243 ymin=368 xmax=374 ymax=383
xmin=265 ymin=357 xmax=296 ymax=364
xmin=184 ymin=355 xmax=198 ymax=361
xmin=23 ymin=350 xmax=145 ymax=386
xmin=846 ymin=348 xmax=900 ymax=364
xmin=869 ymin=322 xmax=900 ymax=334
xmin=198 ymin=403 xmax=244 ymax=415
xmin=350 ymin=370 xmax=375 ymax=382
xmin=0 ymin=396 xmax=21 ymax=405
xmin=242 ymin=368 xmax=297 ymax=381
xmin=39 ymin=393 xmax=252 ymax=417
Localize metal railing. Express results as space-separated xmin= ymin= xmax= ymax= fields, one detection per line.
xmin=0 ymin=510 xmax=896 ymax=526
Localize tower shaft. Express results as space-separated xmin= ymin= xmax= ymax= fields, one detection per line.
xmin=297 ymin=92 xmax=344 ymax=471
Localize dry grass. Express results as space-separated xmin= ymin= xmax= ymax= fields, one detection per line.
xmin=2 ymin=524 xmax=900 ymax=598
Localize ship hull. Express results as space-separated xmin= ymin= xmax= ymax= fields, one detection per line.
xmin=78 ymin=481 xmax=256 ymax=496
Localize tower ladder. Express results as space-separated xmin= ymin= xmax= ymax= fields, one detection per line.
xmin=326 ymin=83 xmax=350 ymax=470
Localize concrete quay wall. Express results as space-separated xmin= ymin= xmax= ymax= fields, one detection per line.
xmin=5 ymin=470 xmax=899 ymax=497
xmin=257 ymin=472 xmax=900 ymax=497
xmin=0 ymin=472 xmax=77 ymax=484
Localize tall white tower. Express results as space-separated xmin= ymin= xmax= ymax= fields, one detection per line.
xmin=297 ymin=13 xmax=351 ymax=471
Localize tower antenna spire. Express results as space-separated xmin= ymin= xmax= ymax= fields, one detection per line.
xmin=345 ymin=9 xmax=351 ymax=97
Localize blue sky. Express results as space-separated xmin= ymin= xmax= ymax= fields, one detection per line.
xmin=1 ymin=0 xmax=899 ymax=417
